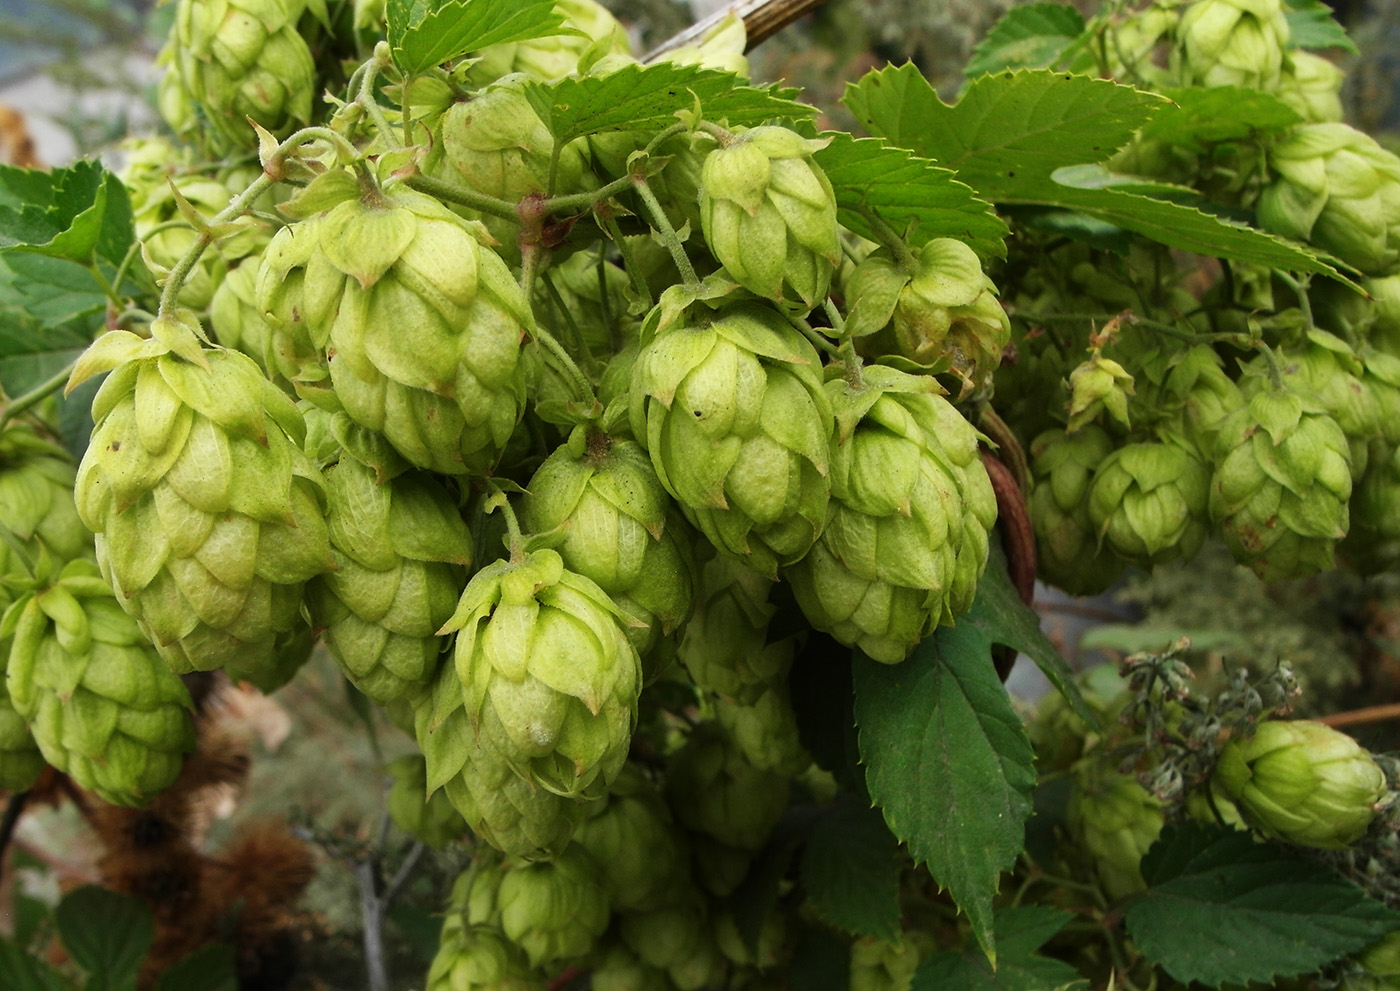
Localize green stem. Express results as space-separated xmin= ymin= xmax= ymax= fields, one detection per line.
xmin=0 ymin=358 xmax=80 ymax=432
xmin=1274 ymin=270 xmax=1315 ymax=334
xmin=357 ymin=50 xmax=403 ymax=151
xmin=593 ymin=243 xmax=615 ymax=342
xmin=1255 ymin=340 xmax=1288 ymax=390
xmin=632 ymin=177 xmax=699 ymax=290
xmin=545 ymin=173 xmax=636 ymax=215
xmin=858 ymin=206 xmax=918 ymax=274
xmin=542 ymin=271 xmax=592 ymax=372
xmin=696 ymin=120 xmax=736 ymax=145
xmin=784 ymin=312 xmax=841 ymax=358
xmin=404 ymin=174 xmax=518 ymax=221
xmin=490 ymin=482 xmax=528 ymax=563
xmin=530 ymin=317 xmax=598 ymax=412
xmin=109 ymin=236 xmax=145 ymax=297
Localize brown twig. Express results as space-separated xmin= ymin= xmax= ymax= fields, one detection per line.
xmin=1317 ymin=702 xmax=1400 ymax=730
xmin=642 ymin=0 xmax=832 ymax=61
xmin=983 ymin=451 xmax=1036 ymax=682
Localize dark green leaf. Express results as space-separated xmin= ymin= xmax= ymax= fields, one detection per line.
xmin=1140 ymin=87 xmax=1302 ymax=150
xmin=1284 ymin=0 xmax=1358 ymax=53
xmin=521 ymin=62 xmax=812 ymax=146
xmin=0 ymin=162 xmax=134 ymax=268
xmin=0 ymin=937 xmax=64 ymax=991
xmin=1126 ymin=822 xmax=1400 ymax=988
xmin=844 ymin=65 xmax=1352 ymax=282
xmin=801 ymin=798 xmax=901 ymax=942
xmin=386 ymin=0 xmax=569 ymax=75
xmin=153 ymin=945 xmax=237 ymax=991
xmin=853 ymin=583 xmax=1037 ymax=962
xmin=812 ymin=133 xmax=1007 ymax=262
xmin=389 ymin=905 xmax=444 ymax=963
xmin=730 ymin=806 xmax=814 ymax=956
xmin=0 ymin=253 xmax=108 ymax=330
xmin=914 ymin=906 xmax=1086 ymax=990
xmin=55 ymin=886 xmax=152 ymax=991
xmin=789 ymin=630 xmax=865 ymax=794
xmin=964 ymin=542 xmax=1094 ymax=726
xmin=965 ymin=4 xmax=1087 ymax=77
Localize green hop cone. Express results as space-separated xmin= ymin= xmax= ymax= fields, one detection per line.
xmin=161 ymin=0 xmax=319 ymax=146
xmin=466 ymin=0 xmax=629 ymax=84
xmin=786 ymin=366 xmax=996 ymax=662
xmin=848 ymin=238 xmax=1011 ymax=399
xmin=258 ymin=184 xmax=529 ymax=474
xmin=520 ymin=429 xmax=695 ymax=670
xmin=571 ymin=763 xmax=691 ymax=913
xmin=0 ymin=541 xmax=45 ymax=790
xmin=306 ymin=453 xmax=472 ymax=704
xmin=1067 ymin=757 xmax=1164 ymax=900
xmin=1066 ymin=352 xmax=1134 ymax=433
xmin=1161 ymin=344 xmax=1245 ymax=458
xmin=699 ymin=126 xmax=840 ymax=310
xmin=427 ymin=917 xmax=545 ymax=991
xmin=1341 ymin=444 xmax=1400 ymax=574
xmin=630 ymin=302 xmax=834 ymax=577
xmin=71 ymin=313 xmax=332 ymax=684
xmin=1209 ymin=377 xmax=1353 ymax=580
xmin=1352 ymin=932 xmax=1400 ymax=991
xmin=496 ymin=846 xmax=612 ymax=970
xmin=664 ymin=723 xmax=789 ymax=851
xmin=849 ymin=933 xmax=933 ymax=991
xmin=1213 ymin=719 xmax=1386 ymax=849
xmin=385 ymin=753 xmax=469 ymax=850
xmin=3 ymin=559 xmax=195 ymax=805
xmin=1257 ymin=123 xmax=1400 ymax=276
xmin=1087 ymin=440 xmax=1210 ymax=567
xmin=0 ymin=420 xmax=90 ymax=564
xmin=590 ymin=944 xmax=673 ymax=991
xmin=438 ymin=547 xmax=642 ymax=800
xmin=676 ymin=551 xmax=795 ymax=703
xmin=1028 ymin=426 xmax=1127 ymax=597
xmin=1277 ymin=334 xmax=1383 ymax=474
xmin=415 ymin=669 xmax=586 ymax=857
xmin=1172 ymin=0 xmax=1291 ymax=90
xmin=619 ymin=895 xmax=728 ymax=991
xmin=1277 ymin=51 xmax=1345 ymax=123
xmin=713 ymin=686 xmax=811 ymax=776
xmin=210 ymin=261 xmax=279 ymax=381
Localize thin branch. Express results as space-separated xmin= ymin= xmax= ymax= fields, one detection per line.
xmin=643 ymin=0 xmax=832 ymax=61
xmin=1318 ymin=702 xmax=1400 ymax=730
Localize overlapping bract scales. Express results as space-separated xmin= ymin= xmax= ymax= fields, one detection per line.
xmin=2 ymin=560 xmax=194 ymax=804
xmin=307 ymin=440 xmax=472 ymax=704
xmin=786 ymin=366 xmax=996 ymax=663
xmin=629 ymin=302 xmax=834 ymax=578
xmin=0 ymin=420 xmax=90 ymax=564
xmin=258 ymin=184 xmax=530 ymax=474
xmin=71 ymin=312 xmax=332 ymax=686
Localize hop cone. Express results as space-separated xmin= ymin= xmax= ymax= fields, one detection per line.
xmin=1214 ymin=719 xmax=1386 ymax=849
xmin=1068 ymin=757 xmax=1164 ymax=900
xmin=0 ymin=420 xmax=90 ymax=563
xmin=713 ymin=687 xmax=810 ymax=777
xmin=210 ymin=261 xmax=278 ymax=379
xmin=590 ymin=944 xmax=673 ymax=991
xmin=1028 ymin=426 xmax=1126 ymax=597
xmin=619 ymin=895 xmax=728 ymax=991
xmin=466 ymin=0 xmax=628 ymax=84
xmin=1277 ymin=335 xmax=1382 ymax=474
xmin=629 ymin=302 xmax=834 ymax=577
xmin=786 ymin=366 xmax=996 ymax=662
xmin=307 ymin=453 xmax=471 ymax=704
xmin=258 ymin=184 xmax=529 ymax=474
xmin=1257 ymin=123 xmax=1400 ymax=276
xmin=1087 ymin=440 xmax=1210 ymax=567
xmin=385 ymin=753 xmax=469 ymax=850
xmin=71 ymin=313 xmax=332 ymax=684
xmin=161 ymin=0 xmax=318 ymax=146
xmin=1160 ymin=344 xmax=1244 ymax=458
xmin=0 ymin=543 xmax=44 ymax=791
xmin=521 ymin=429 xmax=695 ymax=668
xmin=664 ymin=724 xmax=789 ymax=851
xmin=415 ymin=670 xmax=586 ymax=858
xmin=1173 ymin=0 xmax=1291 ymax=90
xmin=496 ymin=846 xmax=612 ymax=969
xmin=676 ymin=551 xmax=794 ymax=704
xmin=437 ymin=547 xmax=641 ymax=799
xmin=849 ymin=934 xmax=930 ymax=991
xmin=847 ymin=238 xmax=1011 ymax=399
xmin=1278 ymin=51 xmax=1345 ymax=124
xmin=571 ymin=764 xmax=691 ymax=912
xmin=1209 ymin=380 xmax=1352 ymax=580
xmin=427 ymin=915 xmax=544 ymax=991
xmin=1342 ymin=444 xmax=1400 ymax=574
xmin=699 ymin=126 xmax=840 ymax=310
xmin=3 ymin=560 xmax=195 ymax=804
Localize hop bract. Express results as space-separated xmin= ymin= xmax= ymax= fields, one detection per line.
xmin=1087 ymin=440 xmax=1210 ymax=567
xmin=1068 ymin=757 xmax=1164 ymax=900
xmin=1257 ymin=123 xmax=1400 ymax=276
xmin=786 ymin=366 xmax=996 ymax=663
xmin=1028 ymin=426 xmax=1126 ymax=597
xmin=699 ymin=126 xmax=840 ymax=310
xmin=1214 ymin=719 xmax=1386 ymax=849
xmin=71 ymin=312 xmax=332 ymax=684
xmin=629 ymin=302 xmax=833 ymax=578
xmin=258 ymin=184 xmax=530 ymax=474
xmin=496 ymin=846 xmax=612 ymax=969
xmin=1173 ymin=0 xmax=1291 ymax=90
xmin=438 ymin=547 xmax=642 ymax=800
xmin=3 ymin=560 xmax=195 ymax=805
xmin=0 ymin=420 xmax=90 ymax=564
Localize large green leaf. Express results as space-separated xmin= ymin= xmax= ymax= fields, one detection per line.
xmin=1125 ymin=823 xmax=1400 ymax=988
xmin=521 ymin=62 xmax=811 ymax=146
xmin=0 ymin=938 xmax=64 ymax=991
xmin=844 ymin=65 xmax=1351 ymax=280
xmin=0 ymin=161 xmax=133 ymax=269
xmin=914 ymin=906 xmax=1087 ymax=990
xmin=54 ymin=886 xmax=151 ymax=991
xmin=853 ymin=569 xmax=1037 ymax=963
xmin=801 ymin=797 xmax=902 ymax=942
xmin=812 ymin=133 xmax=1007 ymax=262
xmin=386 ymin=0 xmax=568 ymax=75
xmin=1141 ymin=86 xmax=1302 ymax=150
xmin=965 ymin=4 xmax=1087 ymax=77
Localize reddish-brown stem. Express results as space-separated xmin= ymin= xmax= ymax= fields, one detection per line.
xmin=983 ymin=451 xmax=1036 ymax=682
xmin=1317 ymin=702 xmax=1400 ymax=730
